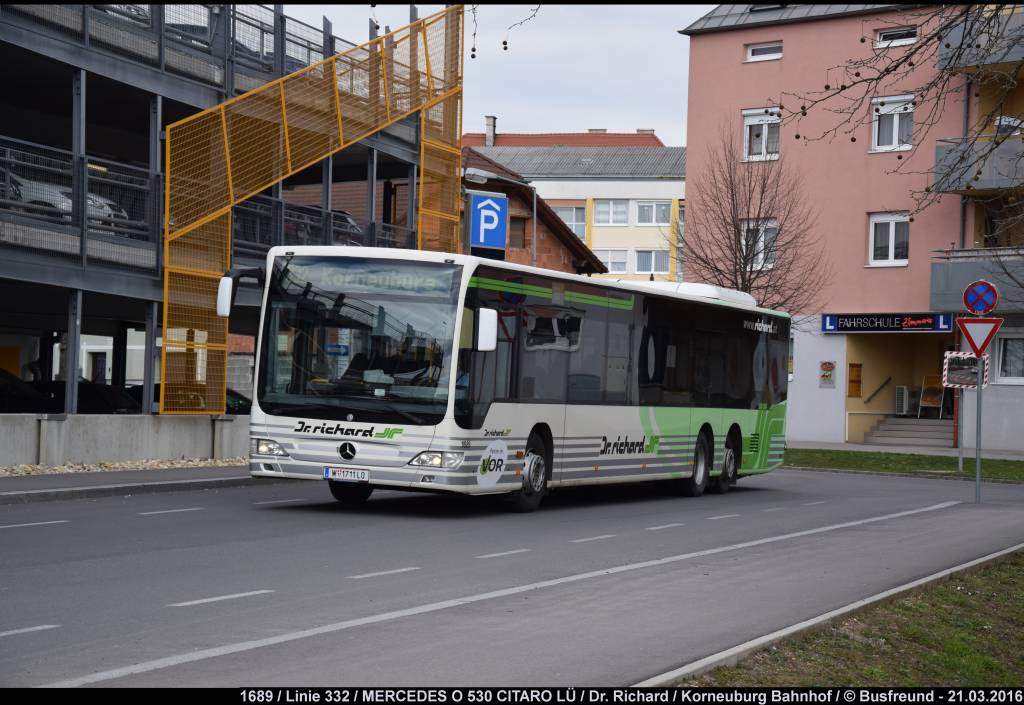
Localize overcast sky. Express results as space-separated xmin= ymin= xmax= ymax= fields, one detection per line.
xmin=284 ymin=4 xmax=715 ymax=147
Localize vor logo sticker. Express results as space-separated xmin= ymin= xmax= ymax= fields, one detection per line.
xmin=477 ymin=439 xmax=508 ymax=489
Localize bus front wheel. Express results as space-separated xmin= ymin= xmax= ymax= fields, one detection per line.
xmin=328 ymin=481 xmax=373 ymax=506
xmin=509 ymin=432 xmax=548 ymax=513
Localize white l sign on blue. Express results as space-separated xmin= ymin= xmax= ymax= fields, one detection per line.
xmin=469 ymin=192 xmax=508 ymax=250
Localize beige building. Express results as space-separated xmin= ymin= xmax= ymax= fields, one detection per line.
xmin=469 ymin=124 xmax=686 ymax=282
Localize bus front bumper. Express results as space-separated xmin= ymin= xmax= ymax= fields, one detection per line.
xmin=249 ymin=459 xmax=505 ymax=495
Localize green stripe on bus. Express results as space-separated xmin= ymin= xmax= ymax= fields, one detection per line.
xmin=467 ymin=277 xmax=633 ymax=310
xmin=564 ymin=291 xmax=635 ymax=310
xmin=468 ymin=277 xmax=552 ymax=298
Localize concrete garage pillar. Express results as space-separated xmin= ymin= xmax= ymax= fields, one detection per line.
xmin=142 ymin=301 xmax=159 ymax=414
xmin=367 ymin=148 xmax=378 ymax=245
xmin=63 ymin=289 xmax=82 ymax=414
xmin=212 ymin=416 xmax=243 ymax=459
xmin=112 ymin=323 xmax=128 ymax=390
xmin=38 ymin=416 xmax=68 ymax=467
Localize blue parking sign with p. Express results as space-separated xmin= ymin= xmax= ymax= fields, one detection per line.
xmin=469 ymin=192 xmax=508 ymax=250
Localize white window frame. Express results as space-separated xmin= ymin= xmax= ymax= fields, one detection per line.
xmin=740 ymin=218 xmax=778 ymax=270
xmin=874 ymin=26 xmax=917 ymax=48
xmin=742 ymin=108 xmax=781 ymax=161
xmin=994 ymin=331 xmax=1024 ymax=385
xmin=745 ymin=41 xmax=783 ymax=62
xmin=594 ymin=248 xmax=628 ymax=274
xmin=635 ymin=200 xmax=672 ymax=226
xmin=871 ymin=94 xmax=914 ymax=152
xmin=868 ymin=212 xmax=910 ymax=266
xmin=634 ymin=249 xmax=671 ymax=274
xmin=554 ymin=206 xmax=586 ymax=239
xmin=593 ymin=199 xmax=629 ymax=226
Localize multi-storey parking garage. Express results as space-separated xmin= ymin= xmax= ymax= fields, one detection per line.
xmin=0 ymin=4 xmax=460 ymax=464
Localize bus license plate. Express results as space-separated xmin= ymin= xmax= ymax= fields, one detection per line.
xmin=324 ymin=467 xmax=369 ymax=482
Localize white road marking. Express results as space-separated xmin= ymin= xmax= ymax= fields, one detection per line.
xmin=476 ymin=549 xmax=531 ymax=559
xmin=570 ymin=534 xmax=616 ymax=543
xmin=762 ymin=507 xmax=785 ymax=512
xmin=0 ymin=520 xmax=69 ymax=530
xmin=646 ymin=523 xmax=685 ymax=531
xmin=168 ymin=590 xmax=274 ymax=608
xmin=253 ymin=498 xmax=308 ymax=506
xmin=138 ymin=508 xmax=203 ymax=516
xmin=0 ymin=624 xmax=60 ymax=638
xmin=802 ymin=501 xmax=827 ymax=506
xmin=708 ymin=514 xmax=739 ymax=520
xmin=45 ymin=501 xmax=961 ymax=688
xmin=346 ymin=567 xmax=420 ymax=580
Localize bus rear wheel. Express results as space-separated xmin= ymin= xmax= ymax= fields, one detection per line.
xmin=328 ymin=481 xmax=373 ymax=506
xmin=509 ymin=432 xmax=548 ymax=513
xmin=710 ymin=444 xmax=737 ymax=494
xmin=678 ymin=433 xmax=709 ymax=497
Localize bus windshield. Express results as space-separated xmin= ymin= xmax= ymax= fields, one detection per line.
xmin=256 ymin=256 xmax=463 ymax=425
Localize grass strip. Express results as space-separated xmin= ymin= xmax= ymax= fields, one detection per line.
xmin=686 ymin=552 xmax=1024 ymax=686
xmin=784 ymin=448 xmax=1024 ymax=482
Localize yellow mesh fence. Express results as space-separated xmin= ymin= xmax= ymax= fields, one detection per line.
xmin=162 ymin=6 xmax=464 ymax=413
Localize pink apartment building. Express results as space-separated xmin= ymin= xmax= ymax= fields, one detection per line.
xmin=683 ymin=5 xmax=1024 ymax=451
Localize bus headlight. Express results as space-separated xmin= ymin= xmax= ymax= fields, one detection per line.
xmin=409 ymin=451 xmax=463 ymax=469
xmin=251 ymin=438 xmax=289 ymax=457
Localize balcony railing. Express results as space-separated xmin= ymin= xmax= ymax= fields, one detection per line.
xmin=0 ymin=129 xmax=418 ymax=283
xmin=939 ymin=6 xmax=1024 ymax=70
xmin=932 ymin=246 xmax=1024 ymax=261
xmin=0 ymin=4 xmax=358 ymax=96
xmin=930 ymin=246 xmax=1024 ymax=311
xmin=0 ymin=134 xmax=159 ymax=273
xmin=933 ymin=135 xmax=1024 ymax=193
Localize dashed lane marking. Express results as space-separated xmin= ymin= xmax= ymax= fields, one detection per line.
xmin=168 ymin=590 xmax=274 ymax=608
xmin=347 ymin=567 xmax=421 ymax=580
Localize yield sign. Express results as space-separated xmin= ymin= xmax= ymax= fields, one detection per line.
xmin=956 ymin=317 xmax=1003 ymax=357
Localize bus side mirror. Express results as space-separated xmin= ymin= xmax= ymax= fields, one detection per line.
xmin=216 ymin=276 xmax=233 ymax=318
xmin=477 ymin=308 xmax=498 ymax=352
xmin=216 ymin=267 xmax=265 ymax=318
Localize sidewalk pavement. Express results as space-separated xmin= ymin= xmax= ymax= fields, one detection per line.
xmin=786 ymin=440 xmax=1024 ymax=461
xmin=0 ymin=464 xmax=289 ymax=505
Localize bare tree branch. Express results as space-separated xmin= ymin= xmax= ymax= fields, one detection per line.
xmin=684 ymin=129 xmax=832 ymax=317
xmin=773 ymin=4 xmax=1024 ymax=298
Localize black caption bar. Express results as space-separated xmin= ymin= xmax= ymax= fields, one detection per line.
xmin=234 ymin=689 xmax=1024 ymax=705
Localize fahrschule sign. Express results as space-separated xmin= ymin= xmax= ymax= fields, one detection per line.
xmin=821 ymin=313 xmax=954 ymax=333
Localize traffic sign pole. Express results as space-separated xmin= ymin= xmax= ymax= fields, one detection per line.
xmin=975 ymin=356 xmax=983 ymax=504
xmin=957 ymin=389 xmax=964 ymax=475
xmin=959 ymin=279 xmax=1001 ymax=504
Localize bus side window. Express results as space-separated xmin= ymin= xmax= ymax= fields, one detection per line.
xmin=605 ymin=305 xmax=632 ymax=404
xmin=567 ymin=303 xmax=605 ymax=403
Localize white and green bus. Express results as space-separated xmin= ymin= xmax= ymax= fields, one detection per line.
xmin=220 ymin=246 xmax=789 ymax=511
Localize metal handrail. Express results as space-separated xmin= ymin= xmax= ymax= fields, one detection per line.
xmin=864 ymin=376 xmax=893 ymax=405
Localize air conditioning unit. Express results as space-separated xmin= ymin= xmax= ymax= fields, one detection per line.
xmin=895 ymin=385 xmax=910 ymax=415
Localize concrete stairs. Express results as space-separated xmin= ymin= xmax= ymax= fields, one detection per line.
xmin=864 ymin=417 xmax=954 ymax=448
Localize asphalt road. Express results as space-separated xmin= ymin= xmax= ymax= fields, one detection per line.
xmin=1 ymin=469 xmax=1022 ymax=687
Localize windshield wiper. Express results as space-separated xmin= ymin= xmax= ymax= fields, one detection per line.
xmin=266 ymin=397 xmax=426 ymax=425
xmin=266 ymin=403 xmax=346 ymax=417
